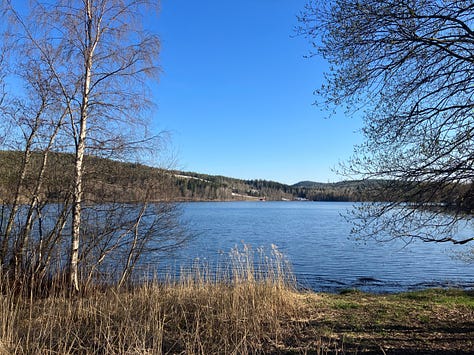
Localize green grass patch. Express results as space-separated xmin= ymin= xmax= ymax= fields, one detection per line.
xmin=394 ymin=288 xmax=474 ymax=307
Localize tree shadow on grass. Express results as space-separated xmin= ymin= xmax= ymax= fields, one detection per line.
xmin=298 ymin=317 xmax=474 ymax=354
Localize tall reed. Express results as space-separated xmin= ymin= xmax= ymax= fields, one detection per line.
xmin=0 ymin=244 xmax=307 ymax=354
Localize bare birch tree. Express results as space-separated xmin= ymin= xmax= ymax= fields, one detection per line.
xmin=33 ymin=0 xmax=160 ymax=292
xmin=0 ymin=0 xmax=188 ymax=293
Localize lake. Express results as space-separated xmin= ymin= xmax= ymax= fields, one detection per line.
xmin=162 ymin=201 xmax=474 ymax=293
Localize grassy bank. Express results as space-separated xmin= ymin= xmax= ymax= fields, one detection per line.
xmin=0 ymin=249 xmax=473 ymax=354
xmin=298 ymin=288 xmax=474 ymax=354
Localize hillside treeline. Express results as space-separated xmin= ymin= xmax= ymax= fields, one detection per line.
xmin=0 ymin=151 xmax=173 ymax=203
xmin=0 ymin=151 xmax=382 ymax=202
xmin=2 ymin=151 xmax=468 ymax=204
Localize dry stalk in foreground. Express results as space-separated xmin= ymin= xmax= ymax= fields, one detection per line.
xmin=0 ymin=245 xmax=314 ymax=354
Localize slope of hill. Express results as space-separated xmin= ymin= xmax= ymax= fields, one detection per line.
xmin=0 ymin=151 xmax=377 ymax=202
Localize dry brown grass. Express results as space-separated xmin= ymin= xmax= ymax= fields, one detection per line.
xmin=0 ymin=245 xmax=314 ymax=354
xmin=1 ymin=247 xmax=472 ymax=354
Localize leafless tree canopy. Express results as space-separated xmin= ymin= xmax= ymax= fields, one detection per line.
xmin=298 ymin=1 xmax=474 ymax=245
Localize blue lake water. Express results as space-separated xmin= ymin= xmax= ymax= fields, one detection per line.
xmin=162 ymin=201 xmax=474 ymax=293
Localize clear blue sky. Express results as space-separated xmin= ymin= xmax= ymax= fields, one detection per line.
xmin=151 ymin=0 xmax=363 ymax=185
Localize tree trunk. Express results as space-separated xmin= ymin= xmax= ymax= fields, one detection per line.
xmin=1 ymin=104 xmax=44 ymax=268
xmin=15 ymin=110 xmax=65 ymax=276
xmin=69 ymin=0 xmax=95 ymax=293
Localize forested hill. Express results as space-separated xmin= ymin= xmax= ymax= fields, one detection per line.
xmin=0 ymin=151 xmax=379 ymax=202
xmin=172 ymin=172 xmax=378 ymax=201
